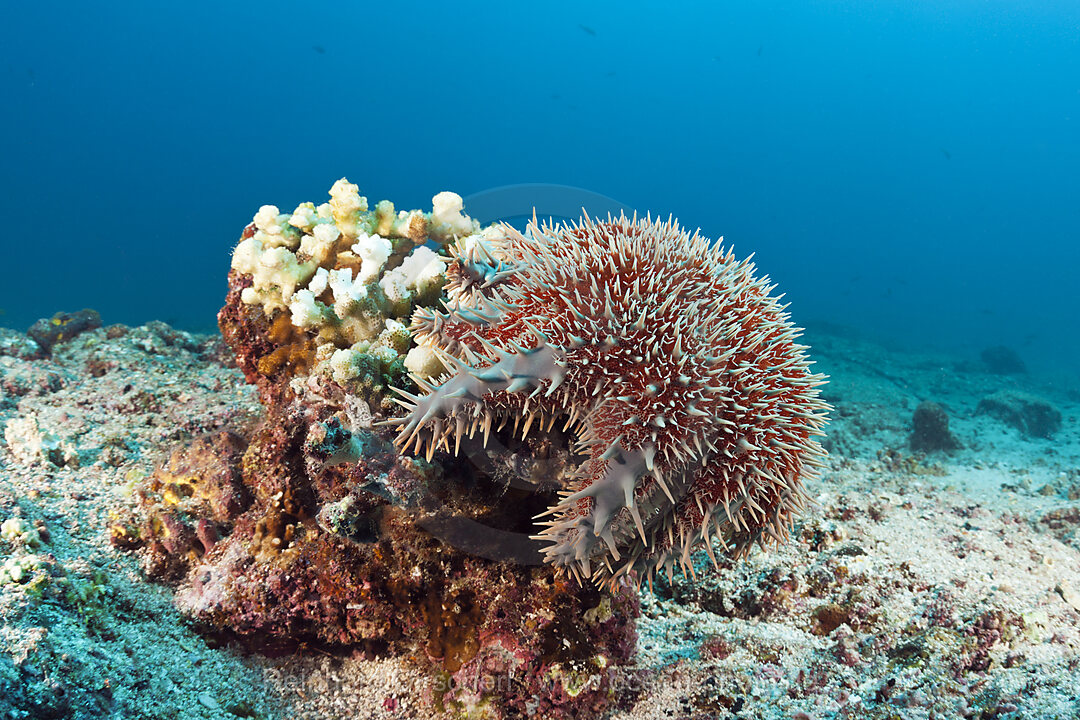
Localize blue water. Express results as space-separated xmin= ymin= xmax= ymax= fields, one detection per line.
xmin=3 ymin=1 xmax=1078 ymax=373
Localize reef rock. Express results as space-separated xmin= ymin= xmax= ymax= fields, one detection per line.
xmin=125 ymin=178 xmax=827 ymax=718
xmin=909 ymin=401 xmax=961 ymax=453
xmin=980 ymin=345 xmax=1026 ymax=375
xmin=126 ymin=181 xmax=642 ymax=719
xmin=28 ymin=309 xmax=102 ymax=354
xmin=976 ymin=390 xmax=1062 ymax=439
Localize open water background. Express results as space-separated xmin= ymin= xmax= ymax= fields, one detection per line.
xmin=2 ymin=1 xmax=1077 ymax=373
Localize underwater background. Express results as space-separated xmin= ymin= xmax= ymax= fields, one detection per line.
xmin=5 ymin=4 xmax=1080 ymax=719
xmin=2 ymin=0 xmax=1078 ymax=374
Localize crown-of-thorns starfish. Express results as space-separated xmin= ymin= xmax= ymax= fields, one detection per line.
xmin=388 ymin=212 xmax=829 ymax=588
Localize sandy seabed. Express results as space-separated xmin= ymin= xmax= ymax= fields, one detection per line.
xmin=1 ymin=321 xmax=1078 ymax=720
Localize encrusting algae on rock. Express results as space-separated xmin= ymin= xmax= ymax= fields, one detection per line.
xmin=121 ymin=177 xmax=828 ymax=718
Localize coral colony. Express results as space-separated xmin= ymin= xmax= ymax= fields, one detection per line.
xmin=130 ymin=179 xmax=828 ymax=717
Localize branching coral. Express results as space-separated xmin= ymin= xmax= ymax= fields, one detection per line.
xmin=222 ymin=178 xmax=474 ymax=409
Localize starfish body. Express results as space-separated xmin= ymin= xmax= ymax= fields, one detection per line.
xmin=391 ymin=214 xmax=829 ymax=587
